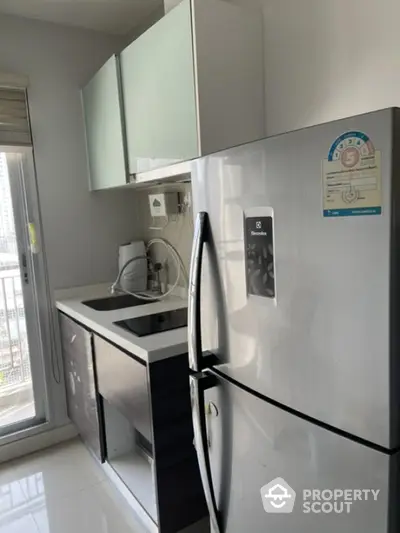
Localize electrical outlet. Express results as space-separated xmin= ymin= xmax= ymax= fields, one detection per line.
xmin=148 ymin=192 xmax=179 ymax=217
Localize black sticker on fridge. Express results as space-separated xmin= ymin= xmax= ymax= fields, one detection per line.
xmin=245 ymin=216 xmax=275 ymax=298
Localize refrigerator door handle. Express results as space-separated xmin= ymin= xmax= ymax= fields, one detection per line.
xmin=190 ymin=372 xmax=221 ymax=533
xmin=189 ymin=211 xmax=207 ymax=372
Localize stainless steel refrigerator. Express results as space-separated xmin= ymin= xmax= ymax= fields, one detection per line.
xmin=188 ymin=108 xmax=400 ymax=533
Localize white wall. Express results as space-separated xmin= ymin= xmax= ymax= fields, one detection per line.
xmin=0 ymin=14 xmax=140 ymax=291
xmin=136 ymin=183 xmax=193 ymax=289
xmin=230 ymin=0 xmax=400 ymax=136
xmin=164 ymin=0 xmax=183 ymax=13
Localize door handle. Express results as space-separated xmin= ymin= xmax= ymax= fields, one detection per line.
xmin=189 ymin=212 xmax=219 ymax=372
xmin=190 ymin=372 xmax=221 ymax=533
xmin=189 ymin=212 xmax=207 ymax=372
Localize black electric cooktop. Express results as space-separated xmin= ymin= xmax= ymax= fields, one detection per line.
xmin=114 ymin=308 xmax=188 ymax=337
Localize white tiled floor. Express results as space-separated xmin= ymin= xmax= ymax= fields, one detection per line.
xmin=0 ymin=438 xmax=148 ymax=533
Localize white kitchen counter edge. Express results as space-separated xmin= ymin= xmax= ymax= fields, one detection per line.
xmin=55 ymin=283 xmax=188 ymax=364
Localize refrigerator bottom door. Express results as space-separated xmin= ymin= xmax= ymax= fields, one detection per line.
xmin=204 ymin=373 xmax=397 ymax=533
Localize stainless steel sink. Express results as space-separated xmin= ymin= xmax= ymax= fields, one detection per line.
xmin=82 ymin=294 xmax=157 ymax=311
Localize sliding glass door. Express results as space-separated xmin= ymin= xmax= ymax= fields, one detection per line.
xmin=0 ymin=148 xmax=47 ymax=435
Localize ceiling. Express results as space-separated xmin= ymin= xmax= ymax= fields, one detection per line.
xmin=0 ymin=0 xmax=164 ymax=35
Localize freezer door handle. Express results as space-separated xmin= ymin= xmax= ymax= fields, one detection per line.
xmin=190 ymin=372 xmax=221 ymax=533
xmin=189 ymin=211 xmax=208 ymax=372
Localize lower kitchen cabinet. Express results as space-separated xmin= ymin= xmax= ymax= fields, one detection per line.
xmin=59 ymin=314 xmax=103 ymax=461
xmin=94 ymin=335 xmax=157 ymax=521
xmin=93 ymin=334 xmax=207 ymax=533
xmin=94 ymin=335 xmax=152 ymax=447
xmin=149 ymin=355 xmax=208 ymax=533
xmin=59 ymin=312 xmax=207 ymax=533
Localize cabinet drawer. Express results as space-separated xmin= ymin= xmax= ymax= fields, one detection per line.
xmin=93 ymin=335 xmax=152 ymax=444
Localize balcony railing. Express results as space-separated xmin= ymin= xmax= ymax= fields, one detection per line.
xmin=0 ymin=264 xmax=31 ymax=392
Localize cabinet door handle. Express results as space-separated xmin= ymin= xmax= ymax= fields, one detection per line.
xmin=70 ymin=334 xmax=77 ymax=344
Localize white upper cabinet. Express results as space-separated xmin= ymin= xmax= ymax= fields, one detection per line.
xmin=121 ymin=1 xmax=198 ymax=175
xmin=121 ymin=0 xmax=265 ymax=176
xmin=82 ymin=55 xmax=128 ymax=190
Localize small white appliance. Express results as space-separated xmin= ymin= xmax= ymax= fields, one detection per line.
xmin=118 ymin=241 xmax=147 ymax=293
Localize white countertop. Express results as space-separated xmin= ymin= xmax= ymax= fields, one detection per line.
xmin=55 ymin=283 xmax=188 ymax=364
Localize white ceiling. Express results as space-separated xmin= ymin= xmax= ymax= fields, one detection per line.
xmin=0 ymin=0 xmax=164 ymax=35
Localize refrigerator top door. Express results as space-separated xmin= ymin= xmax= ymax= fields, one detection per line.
xmin=190 ymin=108 xmax=397 ymax=450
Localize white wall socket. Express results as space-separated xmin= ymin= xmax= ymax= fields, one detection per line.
xmin=149 ymin=192 xmax=179 ymax=217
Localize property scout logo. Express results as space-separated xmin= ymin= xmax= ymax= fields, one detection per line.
xmin=260 ymin=478 xmax=296 ymax=513
xmin=260 ymin=478 xmax=380 ymax=514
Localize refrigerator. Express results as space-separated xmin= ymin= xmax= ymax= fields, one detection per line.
xmin=188 ymin=108 xmax=400 ymax=533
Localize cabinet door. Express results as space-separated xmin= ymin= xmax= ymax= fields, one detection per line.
xmin=62 ymin=339 xmax=81 ymax=430
xmin=121 ymin=0 xmax=199 ymax=174
xmin=82 ymin=55 xmax=127 ymax=190
xmin=59 ymin=314 xmax=85 ymax=429
xmin=59 ymin=314 xmax=102 ymax=460
xmin=94 ymin=335 xmax=152 ymax=446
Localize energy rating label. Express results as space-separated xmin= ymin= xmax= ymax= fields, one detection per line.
xmin=322 ymin=130 xmax=382 ymax=217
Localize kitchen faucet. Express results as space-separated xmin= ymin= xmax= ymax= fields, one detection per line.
xmin=111 ymin=238 xmax=187 ymax=302
xmin=110 ymin=255 xmax=148 ymax=295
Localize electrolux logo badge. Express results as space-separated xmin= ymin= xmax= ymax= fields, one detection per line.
xmin=260 ymin=478 xmax=296 ymax=514
xmin=251 ymin=220 xmax=267 ymax=237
